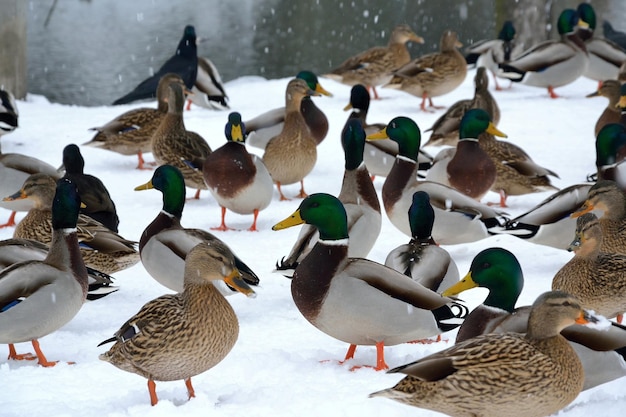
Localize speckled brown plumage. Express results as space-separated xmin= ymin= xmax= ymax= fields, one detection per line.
xmin=587 ymin=79 xmax=622 ymax=137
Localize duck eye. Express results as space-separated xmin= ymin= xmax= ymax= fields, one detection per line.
xmin=481 ymin=262 xmax=490 ymax=270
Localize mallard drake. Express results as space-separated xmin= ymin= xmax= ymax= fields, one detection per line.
xmin=60 ymin=144 xmax=119 ymax=232
xmin=442 ymin=247 xmax=626 ymax=391
xmin=384 ymin=191 xmax=459 ymax=292
xmin=201 ymin=112 xmax=273 ymax=231
xmin=272 ymin=193 xmax=466 ymax=370
xmin=384 ymin=30 xmax=467 ymax=111
xmin=245 ymin=71 xmax=332 ymax=150
xmin=590 ymin=124 xmax=626 ymax=186
xmin=134 ymin=164 xmax=260 ymax=295
xmin=367 ymin=116 xmax=506 ymax=244
xmin=324 ymin=24 xmax=424 ymax=99
xmin=586 ymin=79 xmax=622 ymax=137
xmin=84 ymin=73 xmax=186 ymax=170
xmin=553 ymin=212 xmax=626 ymax=319
xmin=369 ymin=290 xmax=602 ymax=417
xmin=577 ymin=3 xmax=626 ymax=84
xmin=425 ymin=109 xmax=504 ymax=201
xmin=603 ymin=20 xmax=626 ymax=51
xmin=112 ymin=25 xmax=197 ymax=105
xmin=424 ymin=67 xmax=501 ymax=147
xmin=98 ymin=241 xmax=255 ymax=406
xmin=0 ymin=88 xmax=18 ymax=136
xmin=275 ymin=120 xmax=381 ymax=275
xmin=262 ymin=78 xmax=319 ymax=201
xmin=186 ymin=56 xmax=229 ymax=110
xmin=151 ymin=81 xmax=212 ymax=199
xmin=572 ymin=179 xmax=626 ymax=255
xmin=465 ymin=20 xmax=518 ymax=90
xmin=498 ymin=9 xmax=589 ymax=98
xmin=0 ymin=178 xmax=88 ymax=367
xmin=5 ymin=173 xmax=139 ymax=275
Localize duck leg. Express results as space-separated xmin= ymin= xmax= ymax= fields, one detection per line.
xmin=7 ymin=344 xmax=36 ymax=361
xmin=148 ymin=379 xmax=159 ymax=406
xmin=31 ymin=339 xmax=59 ymax=367
xmin=185 ymin=378 xmax=196 ymax=400
xmin=136 ymin=152 xmax=154 ymax=170
xmin=296 ymin=180 xmax=308 ymax=199
xmin=211 ymin=207 xmax=233 ymax=231
xmin=276 ymin=182 xmax=290 ymax=201
xmin=0 ymin=211 xmax=17 ymax=228
xmin=248 ymin=209 xmax=260 ymax=232
xmin=547 ymin=86 xmax=559 ymax=99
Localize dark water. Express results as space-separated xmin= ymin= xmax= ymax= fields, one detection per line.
xmin=25 ymin=0 xmax=621 ymax=106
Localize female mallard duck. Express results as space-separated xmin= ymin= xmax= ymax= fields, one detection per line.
xmin=498 ymin=9 xmax=589 ymax=98
xmin=201 ymin=112 xmax=273 ymax=231
xmin=186 ymin=56 xmax=229 ymax=110
xmin=151 ymin=81 xmax=212 ymax=199
xmin=423 ymin=67 xmax=501 ymax=147
xmin=273 ymin=193 xmax=466 ymax=370
xmin=275 ymin=120 xmax=381 ymax=275
xmin=553 ymin=212 xmax=626 ymax=319
xmin=60 ymin=144 xmax=119 ymax=232
xmin=112 ymin=25 xmax=197 ymax=105
xmin=245 ymin=71 xmax=331 ymax=149
xmin=577 ymin=3 xmax=626 ymax=85
xmin=369 ymin=290 xmax=602 ymax=417
xmin=586 ymin=79 xmax=622 ymax=137
xmin=367 ymin=116 xmax=506 ymax=244
xmin=98 ymin=241 xmax=255 ymax=406
xmin=442 ymin=247 xmax=626 ymax=391
xmin=384 ymin=30 xmax=467 ymax=112
xmin=465 ymin=20 xmax=518 ymax=90
xmin=590 ymin=124 xmax=626 ymax=186
xmin=262 ymin=78 xmax=319 ymax=201
xmin=425 ymin=109 xmax=504 ymax=201
xmin=5 ymin=173 xmax=139 ymax=275
xmin=135 ymin=164 xmax=259 ymax=294
xmin=0 ymin=178 xmax=88 ymax=367
xmin=84 ymin=73 xmax=186 ymax=170
xmin=0 ymin=88 xmax=18 ymax=136
xmin=325 ymin=24 xmax=424 ymax=99
xmin=384 ymin=191 xmax=459 ymax=292
xmin=572 ymin=180 xmax=626 ymax=255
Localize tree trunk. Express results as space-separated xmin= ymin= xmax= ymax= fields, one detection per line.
xmin=0 ymin=0 xmax=27 ymax=99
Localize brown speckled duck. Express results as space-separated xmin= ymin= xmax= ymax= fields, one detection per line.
xmin=370 ymin=290 xmax=600 ymax=417
xmin=262 ymin=78 xmax=319 ymax=201
xmin=84 ymin=73 xmax=185 ymax=170
xmin=384 ymin=30 xmax=467 ymax=111
xmin=151 ymin=81 xmax=212 ymax=199
xmin=325 ymin=24 xmax=424 ymax=99
xmin=98 ymin=241 xmax=256 ymax=406
xmin=586 ymin=79 xmax=622 ymax=137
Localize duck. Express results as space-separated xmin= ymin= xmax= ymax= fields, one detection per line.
xmin=59 ymin=144 xmax=120 ymax=232
xmin=272 ymin=193 xmax=467 ymax=370
xmin=134 ymin=164 xmax=260 ymax=295
xmin=384 ymin=191 xmax=459 ymax=293
xmin=465 ymin=20 xmax=518 ymax=90
xmin=497 ymin=9 xmax=589 ymax=98
xmin=423 ymin=66 xmax=501 ymax=147
xmin=0 ymin=178 xmax=88 ymax=367
xmin=384 ymin=30 xmax=467 ymax=112
xmin=262 ymin=78 xmax=319 ymax=201
xmin=4 ymin=173 xmax=139 ymax=275
xmin=186 ymin=56 xmax=229 ymax=110
xmin=151 ymin=81 xmax=212 ymax=199
xmin=442 ymin=246 xmax=626 ymax=391
xmin=0 ymin=88 xmax=18 ymax=136
xmin=98 ymin=241 xmax=256 ymax=406
xmin=369 ymin=291 xmax=603 ymax=417
xmin=590 ymin=124 xmax=626 ymax=186
xmin=367 ymin=116 xmax=506 ymax=244
xmin=245 ymin=71 xmax=332 ymax=150
xmin=201 ymin=112 xmax=273 ymax=231
xmin=577 ymin=3 xmax=626 ymax=85
xmin=84 ymin=73 xmax=186 ymax=170
xmin=603 ymin=20 xmax=626 ymax=52
xmin=571 ymin=179 xmax=626 ymax=255
xmin=112 ymin=25 xmax=197 ymax=105
xmin=324 ymin=24 xmax=424 ymax=99
xmin=275 ymin=119 xmax=381 ymax=275
xmin=425 ymin=109 xmax=504 ymax=201
xmin=553 ymin=212 xmax=626 ymax=320
xmin=586 ymin=79 xmax=622 ymax=137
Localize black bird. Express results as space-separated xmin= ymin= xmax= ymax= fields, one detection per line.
xmin=112 ymin=25 xmax=198 ymax=105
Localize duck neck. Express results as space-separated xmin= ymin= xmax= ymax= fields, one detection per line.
xmin=139 ymin=210 xmax=181 ymax=251
xmin=338 ymin=164 xmax=381 ymax=212
xmin=383 ymin=156 xmax=417 ymax=212
xmin=48 ymin=228 xmax=89 ymax=298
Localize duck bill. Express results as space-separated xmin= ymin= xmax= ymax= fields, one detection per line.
xmin=231 ymin=124 xmax=244 ymax=142
xmin=272 ymin=209 xmax=305 ymax=230
xmin=411 ymin=34 xmax=425 ymax=44
xmin=618 ymin=96 xmax=626 ymax=108
xmin=571 ymin=200 xmax=594 ymax=218
xmin=3 ymin=189 xmax=27 ymax=201
xmin=343 ymin=102 xmax=353 ymax=111
xmin=585 ymin=90 xmax=600 ymax=98
xmin=134 ymin=179 xmax=154 ymax=191
xmin=576 ymin=309 xmax=610 ymax=330
xmin=567 ymin=233 xmax=583 ymax=252
xmin=441 ymin=272 xmax=478 ymax=297
xmin=315 ymin=83 xmax=333 ymax=97
xmin=486 ymin=122 xmax=507 ymax=138
xmin=366 ymin=127 xmax=389 ymax=140
xmin=224 ymin=269 xmax=256 ymax=297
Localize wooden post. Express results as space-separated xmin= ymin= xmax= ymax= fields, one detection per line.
xmin=0 ymin=0 xmax=27 ymax=99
